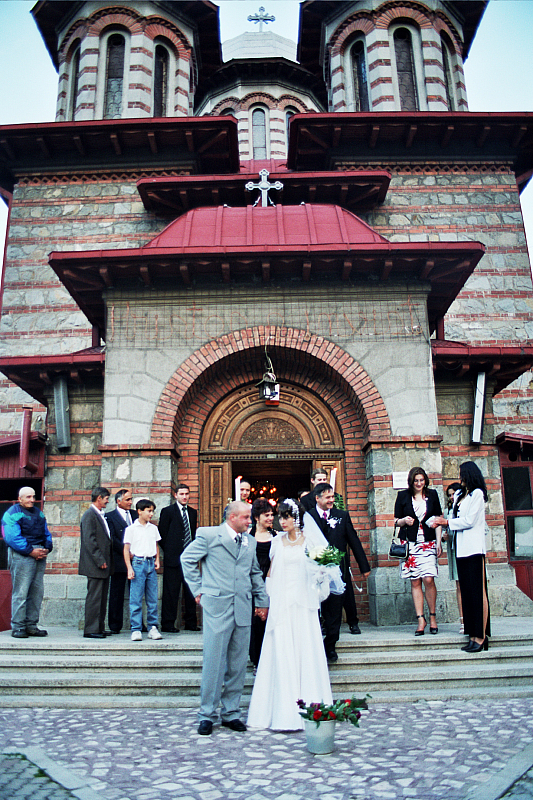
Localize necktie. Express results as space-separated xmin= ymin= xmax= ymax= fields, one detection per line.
xmin=182 ymin=507 xmax=192 ymax=547
xmin=126 ymin=511 xmax=132 ymax=526
xmin=323 ymin=511 xmax=328 ymax=520
xmin=235 ymin=532 xmax=242 ymax=547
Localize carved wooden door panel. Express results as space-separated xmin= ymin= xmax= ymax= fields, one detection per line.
xmin=200 ymin=461 xmax=231 ymax=526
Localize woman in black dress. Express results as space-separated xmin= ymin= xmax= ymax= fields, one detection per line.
xmin=249 ymin=498 xmax=275 ymax=670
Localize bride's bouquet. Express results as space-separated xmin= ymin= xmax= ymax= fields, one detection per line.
xmin=306 ymin=544 xmax=346 ymax=601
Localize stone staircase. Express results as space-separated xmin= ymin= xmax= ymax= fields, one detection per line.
xmin=1 ymin=621 xmax=532 ymax=707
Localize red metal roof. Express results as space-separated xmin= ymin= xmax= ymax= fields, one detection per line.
xmin=432 ymin=339 xmax=533 ymax=393
xmin=136 ymin=169 xmax=391 ymax=215
xmin=145 ymin=204 xmax=389 ymax=249
xmin=0 ymin=347 xmax=105 ymax=405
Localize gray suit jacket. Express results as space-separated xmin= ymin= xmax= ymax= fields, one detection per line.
xmin=78 ymin=506 xmax=113 ymax=579
xmin=181 ymin=523 xmax=268 ymax=626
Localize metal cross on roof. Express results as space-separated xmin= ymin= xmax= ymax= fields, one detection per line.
xmin=245 ymin=169 xmax=284 ymax=207
xmin=247 ymin=6 xmax=275 ymax=32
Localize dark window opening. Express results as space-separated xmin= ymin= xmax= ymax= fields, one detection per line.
xmin=104 ymin=33 xmax=125 ymax=119
xmin=153 ymin=44 xmax=169 ymax=117
xmin=352 ymin=40 xmax=369 ymax=112
xmin=394 ymin=28 xmax=418 ymax=111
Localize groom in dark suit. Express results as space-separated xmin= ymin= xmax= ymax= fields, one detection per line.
xmin=158 ymin=483 xmax=198 ymax=632
xmin=306 ymin=483 xmax=370 ymax=662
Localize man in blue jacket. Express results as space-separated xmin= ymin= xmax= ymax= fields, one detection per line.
xmin=1 ymin=486 xmax=52 ymax=638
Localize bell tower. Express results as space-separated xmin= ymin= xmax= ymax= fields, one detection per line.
xmin=32 ymin=1 xmax=222 ymax=122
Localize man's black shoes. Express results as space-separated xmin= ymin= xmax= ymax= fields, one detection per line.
xmin=11 ymin=630 xmax=29 ymax=638
xmin=83 ymin=633 xmax=105 ymax=639
xmin=326 ymin=650 xmax=338 ymax=663
xmin=221 ymin=719 xmax=247 ymax=732
xmin=349 ymin=623 xmax=361 ymax=635
xmin=161 ymin=627 xmax=180 ymax=633
xmin=198 ymin=720 xmax=213 ymax=735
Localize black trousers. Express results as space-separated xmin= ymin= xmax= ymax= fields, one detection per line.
xmin=84 ymin=576 xmax=110 ymax=635
xmin=457 ymin=553 xmax=491 ymax=639
xmin=108 ymin=571 xmax=128 ymax=632
xmin=161 ymin=564 xmax=197 ymax=629
xmin=321 ymin=592 xmax=343 ymax=653
xmin=342 ymin=556 xmax=359 ymax=626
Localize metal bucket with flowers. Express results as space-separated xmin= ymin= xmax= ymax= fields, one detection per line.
xmin=297 ymin=696 xmax=369 ymax=754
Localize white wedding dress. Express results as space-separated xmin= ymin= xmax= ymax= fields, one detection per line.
xmin=246 ymin=526 xmax=333 ymax=731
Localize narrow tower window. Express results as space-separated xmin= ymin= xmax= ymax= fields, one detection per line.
xmin=285 ymin=108 xmax=296 ymax=148
xmin=70 ymin=47 xmax=81 ymax=120
xmin=394 ymin=28 xmax=418 ymax=111
xmin=153 ymin=44 xmax=169 ymax=117
xmin=252 ymin=108 xmax=267 ymax=159
xmin=441 ymin=35 xmax=456 ymax=110
xmin=104 ymin=33 xmax=125 ymax=119
xmin=352 ymin=40 xmax=369 ymax=112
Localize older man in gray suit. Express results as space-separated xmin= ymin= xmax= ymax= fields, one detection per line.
xmin=181 ymin=500 xmax=269 ymax=735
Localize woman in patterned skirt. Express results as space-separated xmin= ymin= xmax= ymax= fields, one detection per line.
xmin=394 ymin=467 xmax=442 ymax=635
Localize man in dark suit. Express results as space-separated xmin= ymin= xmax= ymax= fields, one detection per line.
xmin=106 ymin=488 xmax=138 ymax=634
xmin=158 ymin=483 xmax=199 ymax=632
xmin=79 ymin=486 xmax=113 ymax=639
xmin=306 ymin=482 xmax=371 ymax=662
xmin=300 ymin=468 xmax=328 ymax=512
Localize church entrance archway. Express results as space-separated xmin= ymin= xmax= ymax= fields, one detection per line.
xmin=199 ymin=383 xmax=345 ymax=525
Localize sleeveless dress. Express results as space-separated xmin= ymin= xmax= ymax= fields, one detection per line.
xmin=400 ymin=496 xmax=438 ymax=580
xmin=246 ymin=534 xmax=332 ymax=731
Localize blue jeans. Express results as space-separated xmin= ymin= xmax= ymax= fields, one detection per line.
xmin=8 ymin=548 xmax=46 ymax=633
xmin=129 ymin=556 xmax=158 ymax=631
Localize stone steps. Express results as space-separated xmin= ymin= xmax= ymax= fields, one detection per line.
xmin=1 ymin=624 xmax=532 ymax=707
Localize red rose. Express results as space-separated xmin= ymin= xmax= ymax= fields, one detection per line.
xmin=313 ymin=709 xmax=322 ymax=721
xmin=328 ymin=711 xmax=336 ymax=720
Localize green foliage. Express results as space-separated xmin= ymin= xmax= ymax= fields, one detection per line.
xmin=297 ymin=695 xmax=370 ymax=727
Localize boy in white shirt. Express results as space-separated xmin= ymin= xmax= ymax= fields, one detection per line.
xmin=124 ymin=499 xmax=162 ymax=641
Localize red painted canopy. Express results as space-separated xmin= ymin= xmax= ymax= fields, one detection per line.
xmin=144 ymin=204 xmax=389 ymax=250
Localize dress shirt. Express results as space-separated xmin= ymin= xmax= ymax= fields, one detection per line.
xmin=225 ymin=523 xmax=241 ymax=543
xmin=317 ymin=506 xmax=330 ymax=521
xmin=117 ymin=507 xmax=133 ymax=526
xmin=93 ymin=504 xmax=111 ymax=537
xmin=124 ymin=519 xmax=161 ymax=557
xmin=447 ymin=488 xmax=487 ymax=558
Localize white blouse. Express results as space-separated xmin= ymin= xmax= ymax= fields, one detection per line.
xmin=447 ymin=488 xmax=487 ymax=558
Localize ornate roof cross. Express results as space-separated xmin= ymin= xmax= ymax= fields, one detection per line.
xmin=247 ymin=6 xmax=275 ymax=32
xmin=245 ymin=169 xmax=284 ymax=207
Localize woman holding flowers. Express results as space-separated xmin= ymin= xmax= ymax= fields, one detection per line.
xmin=394 ymin=467 xmax=443 ymax=635
xmin=247 ymin=498 xmax=333 ymax=731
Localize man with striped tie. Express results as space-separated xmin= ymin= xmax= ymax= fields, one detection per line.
xmin=158 ymin=483 xmax=199 ymax=632
xmin=106 ymin=488 xmax=138 ymax=634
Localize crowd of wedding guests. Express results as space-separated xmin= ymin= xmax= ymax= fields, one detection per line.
xmin=1 ymin=461 xmax=491 ymax=732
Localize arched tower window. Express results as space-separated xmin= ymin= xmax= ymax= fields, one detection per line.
xmin=394 ymin=28 xmax=418 ymax=111
xmin=221 ymin=107 xmax=235 ymax=116
xmin=153 ymin=44 xmax=169 ymax=117
xmin=441 ymin=34 xmax=457 ymax=110
xmin=285 ymin=107 xmax=297 ymax=148
xmin=104 ymin=33 xmax=125 ymax=119
xmin=351 ymin=39 xmax=369 ymax=112
xmin=69 ymin=46 xmax=81 ymax=121
xmin=252 ymin=107 xmax=267 ymax=159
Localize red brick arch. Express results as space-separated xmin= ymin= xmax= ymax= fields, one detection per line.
xmin=150 ymin=327 xmax=391 ymax=446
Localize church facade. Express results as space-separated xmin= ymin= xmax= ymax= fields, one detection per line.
xmin=1 ymin=0 xmax=533 ymax=627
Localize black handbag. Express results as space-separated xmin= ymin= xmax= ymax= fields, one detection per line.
xmin=389 ymin=523 xmax=408 ymax=560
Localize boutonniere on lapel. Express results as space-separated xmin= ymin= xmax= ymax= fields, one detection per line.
xmin=241 ymin=535 xmax=249 ymax=548
xmin=327 ymin=517 xmax=341 ymax=529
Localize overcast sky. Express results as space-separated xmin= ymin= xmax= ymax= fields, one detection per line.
xmin=0 ymin=0 xmax=532 ymax=255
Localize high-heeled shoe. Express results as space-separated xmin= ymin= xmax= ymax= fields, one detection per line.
xmin=429 ymin=612 xmax=438 ymax=634
xmin=461 ymin=640 xmax=474 ymax=651
xmin=467 ymin=637 xmax=489 ymax=653
xmin=414 ymin=615 xmax=426 ymax=636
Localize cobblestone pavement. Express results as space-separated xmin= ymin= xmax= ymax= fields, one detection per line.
xmin=2 ymin=700 xmax=533 ymax=800
xmin=0 ymin=754 xmax=78 ymax=800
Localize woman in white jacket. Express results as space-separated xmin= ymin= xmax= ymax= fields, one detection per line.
xmin=433 ymin=462 xmax=490 ymax=653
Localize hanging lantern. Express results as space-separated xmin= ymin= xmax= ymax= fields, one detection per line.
xmin=256 ymin=345 xmax=280 ymax=406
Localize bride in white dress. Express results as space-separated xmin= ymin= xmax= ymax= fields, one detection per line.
xmin=247 ymin=499 xmax=333 ymax=731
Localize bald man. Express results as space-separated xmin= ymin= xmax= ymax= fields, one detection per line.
xmin=1 ymin=487 xmax=52 ymax=638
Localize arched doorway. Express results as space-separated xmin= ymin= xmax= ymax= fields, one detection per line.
xmin=199 ymin=382 xmax=345 ymax=525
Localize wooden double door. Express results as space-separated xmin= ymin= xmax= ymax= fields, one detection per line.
xmin=199 ymin=383 xmax=344 ymax=526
